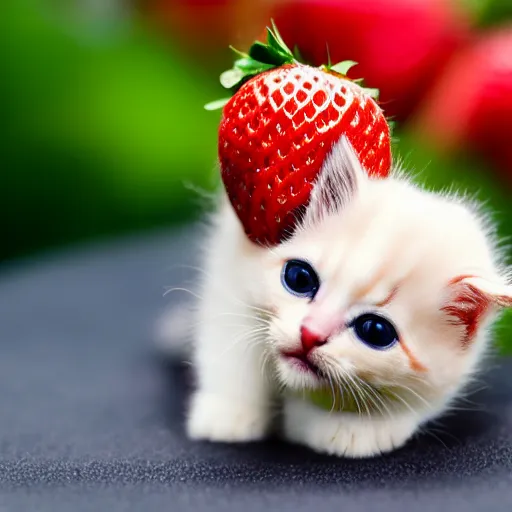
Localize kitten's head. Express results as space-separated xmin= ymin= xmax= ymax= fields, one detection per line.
xmin=250 ymin=137 xmax=512 ymax=414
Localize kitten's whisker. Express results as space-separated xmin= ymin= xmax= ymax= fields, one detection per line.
xmin=208 ymin=328 xmax=268 ymax=365
xmin=326 ymin=360 xmax=347 ymax=412
xmin=388 ymin=390 xmax=418 ymax=417
xmin=268 ymin=318 xmax=290 ymax=339
xmin=421 ymin=427 xmax=451 ymax=450
xmin=352 ymin=378 xmax=373 ymax=415
xmin=245 ymin=303 xmax=276 ymax=317
xmin=193 ymin=319 xmax=269 ymax=331
xmin=326 ymin=374 xmax=337 ymax=414
xmin=163 ymin=287 xmax=203 ymax=300
xmin=359 ymin=379 xmax=392 ymax=419
xmin=446 ymin=402 xmax=487 ymax=413
xmin=404 ymin=373 xmax=436 ymax=390
xmin=344 ymin=373 xmax=364 ymax=417
xmin=398 ymin=385 xmax=431 ymax=410
xmin=164 ymin=264 xmax=276 ymax=326
xmin=214 ymin=293 xmax=275 ymax=319
xmin=260 ymin=349 xmax=275 ymax=383
xmin=354 ymin=377 xmax=378 ymax=418
xmin=207 ymin=312 xmax=273 ymax=325
xmin=349 ymin=375 xmax=369 ymax=417
xmin=425 ymin=425 xmax=461 ymax=445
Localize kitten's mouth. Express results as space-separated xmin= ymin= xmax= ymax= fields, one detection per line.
xmin=281 ymin=350 xmax=320 ymax=375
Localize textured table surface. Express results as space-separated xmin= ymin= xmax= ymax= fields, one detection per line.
xmin=0 ymin=227 xmax=511 ymax=511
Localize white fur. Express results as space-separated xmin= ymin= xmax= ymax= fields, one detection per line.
xmin=162 ymin=137 xmax=512 ymax=458
xmin=283 ymin=398 xmax=419 ymax=458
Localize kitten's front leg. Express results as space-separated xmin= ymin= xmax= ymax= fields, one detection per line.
xmin=187 ymin=297 xmax=273 ymax=443
xmin=283 ymin=398 xmax=420 ymax=458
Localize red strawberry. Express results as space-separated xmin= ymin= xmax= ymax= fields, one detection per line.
xmin=207 ymin=25 xmax=392 ymax=245
xmin=271 ymin=0 xmax=471 ymax=122
xmin=413 ymin=27 xmax=512 ymax=184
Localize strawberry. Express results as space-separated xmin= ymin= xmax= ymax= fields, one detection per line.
xmin=270 ymin=0 xmax=471 ymax=122
xmin=207 ymin=24 xmax=392 ymax=246
xmin=413 ymin=27 xmax=512 ymax=184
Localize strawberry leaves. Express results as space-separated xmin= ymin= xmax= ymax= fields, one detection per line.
xmin=365 ymin=88 xmax=380 ymax=99
xmin=204 ymin=98 xmax=231 ymax=111
xmin=225 ymin=22 xmax=296 ymax=88
xmin=248 ymin=41 xmax=287 ymax=66
xmin=329 ymin=60 xmax=358 ymax=76
xmin=327 ymin=60 xmax=381 ymax=100
xmin=204 ymin=20 xmax=382 ymax=109
xmin=205 ymin=22 xmax=298 ymax=110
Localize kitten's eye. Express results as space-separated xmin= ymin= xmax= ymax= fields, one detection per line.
xmin=351 ymin=313 xmax=398 ymax=350
xmin=281 ymin=259 xmax=320 ymax=299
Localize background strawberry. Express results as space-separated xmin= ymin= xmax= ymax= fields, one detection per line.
xmin=210 ymin=25 xmax=391 ymax=246
xmin=270 ymin=0 xmax=471 ymax=122
xmin=412 ymin=27 xmax=512 ymax=185
xmin=141 ymin=0 xmax=272 ymax=63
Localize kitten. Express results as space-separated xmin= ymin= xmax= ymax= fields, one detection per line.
xmin=161 ymin=136 xmax=512 ymax=458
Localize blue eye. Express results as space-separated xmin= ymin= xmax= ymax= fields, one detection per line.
xmin=281 ymin=259 xmax=320 ymax=299
xmin=351 ymin=314 xmax=398 ymax=350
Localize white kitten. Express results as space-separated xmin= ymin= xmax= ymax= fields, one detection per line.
xmin=163 ymin=136 xmax=512 ymax=458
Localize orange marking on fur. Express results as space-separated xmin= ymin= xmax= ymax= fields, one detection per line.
xmin=400 ymin=338 xmax=427 ymax=373
xmin=353 ymin=279 xmax=379 ymax=302
xmin=375 ymin=286 xmax=399 ymax=307
xmin=352 ymin=267 xmax=389 ymax=303
xmin=448 ymin=275 xmax=477 ymax=285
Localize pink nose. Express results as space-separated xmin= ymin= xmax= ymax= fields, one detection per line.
xmin=300 ymin=326 xmax=327 ymax=353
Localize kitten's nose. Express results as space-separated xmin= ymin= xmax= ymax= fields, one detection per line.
xmin=300 ymin=326 xmax=327 ymax=353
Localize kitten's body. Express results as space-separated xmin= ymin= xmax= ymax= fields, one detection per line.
xmin=162 ymin=138 xmax=512 ymax=458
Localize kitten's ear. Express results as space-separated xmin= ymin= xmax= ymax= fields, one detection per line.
xmin=442 ymin=275 xmax=512 ymax=344
xmin=302 ymin=136 xmax=367 ymax=227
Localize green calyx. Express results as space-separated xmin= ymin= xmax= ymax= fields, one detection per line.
xmin=205 ymin=21 xmax=296 ymax=111
xmin=204 ymin=21 xmax=380 ymax=111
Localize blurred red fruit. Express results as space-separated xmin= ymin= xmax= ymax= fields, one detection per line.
xmin=414 ymin=27 xmax=512 ymax=183
xmin=144 ymin=0 xmax=271 ymax=56
xmin=271 ymin=0 xmax=471 ymax=121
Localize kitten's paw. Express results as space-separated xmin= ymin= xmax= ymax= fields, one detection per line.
xmin=283 ymin=399 xmax=419 ymax=458
xmin=186 ymin=391 xmax=270 ymax=443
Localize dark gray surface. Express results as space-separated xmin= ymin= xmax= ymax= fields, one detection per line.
xmin=0 ymin=227 xmax=511 ymax=511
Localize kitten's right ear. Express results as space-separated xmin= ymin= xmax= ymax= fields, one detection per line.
xmin=302 ymin=136 xmax=367 ymax=227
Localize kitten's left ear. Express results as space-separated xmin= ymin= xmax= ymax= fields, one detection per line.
xmin=458 ymin=276 xmax=512 ymax=307
xmin=302 ymin=136 xmax=368 ymax=227
xmin=443 ymin=275 xmax=512 ymax=344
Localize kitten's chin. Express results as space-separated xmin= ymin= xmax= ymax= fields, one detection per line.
xmin=275 ymin=355 xmax=325 ymax=391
